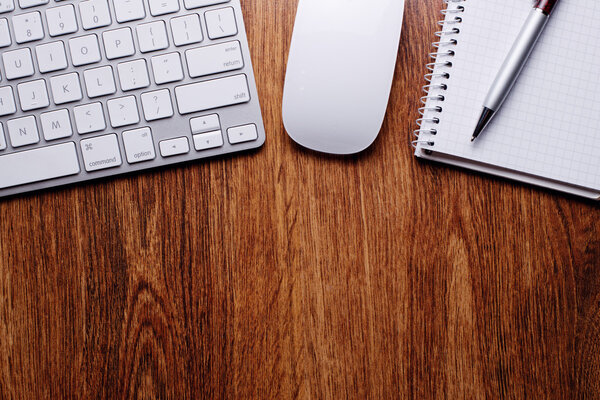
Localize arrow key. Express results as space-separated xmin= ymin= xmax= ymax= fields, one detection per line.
xmin=193 ymin=130 xmax=223 ymax=151
xmin=227 ymin=124 xmax=258 ymax=145
xmin=190 ymin=114 xmax=220 ymax=134
xmin=159 ymin=137 xmax=189 ymax=157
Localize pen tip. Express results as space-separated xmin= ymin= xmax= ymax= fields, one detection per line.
xmin=471 ymin=107 xmax=495 ymax=142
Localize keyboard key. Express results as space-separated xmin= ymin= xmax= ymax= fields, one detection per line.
xmin=17 ymin=79 xmax=50 ymax=111
xmin=175 ymin=74 xmax=250 ymax=115
xmin=18 ymin=0 xmax=48 ymax=8
xmin=2 ymin=48 xmax=35 ymax=80
xmin=170 ymin=14 xmax=203 ymax=46
xmin=46 ymin=4 xmax=78 ymax=37
xmin=0 ymin=0 xmax=14 ymax=13
xmin=107 ymin=95 xmax=139 ymax=127
xmin=227 ymin=124 xmax=257 ymax=144
xmin=0 ymin=142 xmax=80 ymax=189
xmin=184 ymin=0 xmax=229 ymax=10
xmin=0 ymin=123 xmax=5 ymax=150
xmin=117 ymin=59 xmax=150 ymax=91
xmin=193 ymin=130 xmax=223 ymax=151
xmin=159 ymin=137 xmax=189 ymax=157
xmin=50 ymin=73 xmax=83 ymax=104
xmin=36 ymin=41 xmax=68 ymax=73
xmin=80 ymin=133 xmax=122 ymax=172
xmin=190 ymin=114 xmax=220 ymax=133
xmin=13 ymin=11 xmax=45 ymax=44
xmin=151 ymin=52 xmax=184 ymax=84
xmin=136 ymin=21 xmax=169 ymax=53
xmin=0 ymin=18 xmax=10 ymax=48
xmin=0 ymin=86 xmax=16 ymax=117
xmin=69 ymin=35 xmax=102 ymax=66
xmin=103 ymin=27 xmax=136 ymax=60
xmin=84 ymin=66 xmax=117 ymax=98
xmin=40 ymin=109 xmax=73 ymax=141
xmin=122 ymin=127 xmax=155 ymax=163
xmin=74 ymin=102 xmax=106 ymax=134
xmin=79 ymin=0 xmax=111 ymax=30
xmin=205 ymin=7 xmax=237 ymax=40
xmin=186 ymin=40 xmax=243 ymax=78
xmin=141 ymin=89 xmax=174 ymax=121
xmin=7 ymin=116 xmax=40 ymax=147
xmin=113 ymin=0 xmax=145 ymax=23
xmin=149 ymin=0 xmax=179 ymax=16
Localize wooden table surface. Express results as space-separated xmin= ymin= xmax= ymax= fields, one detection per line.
xmin=1 ymin=0 xmax=599 ymax=398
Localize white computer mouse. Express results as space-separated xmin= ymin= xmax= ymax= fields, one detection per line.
xmin=282 ymin=0 xmax=405 ymax=155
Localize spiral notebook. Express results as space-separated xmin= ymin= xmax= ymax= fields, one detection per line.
xmin=414 ymin=0 xmax=600 ymax=200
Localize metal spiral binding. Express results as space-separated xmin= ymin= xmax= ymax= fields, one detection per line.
xmin=412 ymin=0 xmax=465 ymax=149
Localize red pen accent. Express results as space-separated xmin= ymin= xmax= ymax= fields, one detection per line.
xmin=535 ymin=0 xmax=559 ymax=15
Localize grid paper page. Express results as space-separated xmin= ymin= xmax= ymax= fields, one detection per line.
xmin=422 ymin=0 xmax=600 ymax=191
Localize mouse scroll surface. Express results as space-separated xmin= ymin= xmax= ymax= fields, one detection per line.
xmin=282 ymin=0 xmax=405 ymax=155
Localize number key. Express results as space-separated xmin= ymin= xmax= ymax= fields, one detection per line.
xmin=46 ymin=4 xmax=78 ymax=37
xmin=0 ymin=19 xmax=10 ymax=48
xmin=79 ymin=0 xmax=111 ymax=30
xmin=13 ymin=11 xmax=44 ymax=44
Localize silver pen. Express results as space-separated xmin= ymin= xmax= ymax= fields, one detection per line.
xmin=471 ymin=0 xmax=560 ymax=142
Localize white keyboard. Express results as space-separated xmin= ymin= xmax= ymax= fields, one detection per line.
xmin=0 ymin=0 xmax=265 ymax=197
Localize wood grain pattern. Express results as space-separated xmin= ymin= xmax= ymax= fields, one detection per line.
xmin=1 ymin=0 xmax=599 ymax=398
